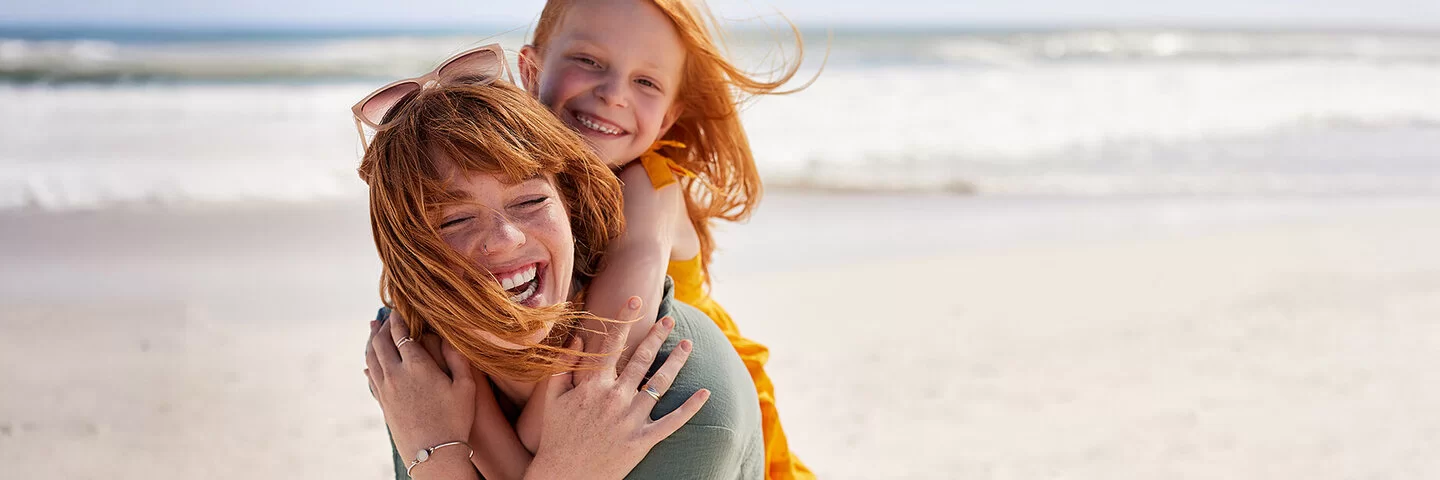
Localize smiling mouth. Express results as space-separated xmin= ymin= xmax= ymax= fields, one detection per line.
xmin=498 ymin=263 xmax=544 ymax=306
xmin=572 ymin=111 xmax=628 ymax=137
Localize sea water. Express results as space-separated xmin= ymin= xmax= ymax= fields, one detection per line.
xmin=3 ymin=26 xmax=1439 ymax=210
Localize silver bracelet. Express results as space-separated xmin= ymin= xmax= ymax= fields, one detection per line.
xmin=404 ymin=440 xmax=473 ymax=477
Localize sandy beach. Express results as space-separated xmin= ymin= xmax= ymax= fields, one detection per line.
xmin=2 ymin=192 xmax=1438 ymax=479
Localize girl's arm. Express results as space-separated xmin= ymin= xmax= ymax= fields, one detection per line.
xmin=467 ymin=371 xmax=534 ymax=480
xmin=581 ymin=163 xmax=683 ymax=349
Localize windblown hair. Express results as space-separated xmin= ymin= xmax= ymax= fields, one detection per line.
xmin=532 ymin=0 xmax=814 ymax=284
xmin=358 ymin=81 xmax=624 ymax=382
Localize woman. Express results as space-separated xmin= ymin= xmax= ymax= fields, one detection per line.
xmin=356 ymin=67 xmax=764 ymax=478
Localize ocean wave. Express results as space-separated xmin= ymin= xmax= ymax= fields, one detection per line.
xmin=0 ymin=33 xmax=530 ymax=84
xmin=4 ymin=38 xmax=1440 ymax=211
xmin=4 ymin=29 xmax=1440 ymax=84
xmin=764 ymin=169 xmax=1440 ymax=197
xmin=0 ymin=167 xmax=367 ymax=212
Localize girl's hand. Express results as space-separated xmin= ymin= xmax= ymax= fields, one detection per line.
xmin=365 ymin=313 xmax=478 ymax=478
xmin=468 ymin=367 xmax=534 ymax=480
xmin=525 ymin=297 xmax=711 ymax=480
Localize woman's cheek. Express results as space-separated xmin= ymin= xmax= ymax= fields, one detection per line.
xmin=441 ymin=230 xmax=474 ymax=258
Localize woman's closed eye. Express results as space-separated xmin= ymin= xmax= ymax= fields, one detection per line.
xmin=512 ymin=196 xmax=550 ymax=210
xmin=439 ymin=216 xmax=472 ymax=229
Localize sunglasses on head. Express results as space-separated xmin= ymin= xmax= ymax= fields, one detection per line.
xmin=351 ymin=43 xmax=514 ymax=144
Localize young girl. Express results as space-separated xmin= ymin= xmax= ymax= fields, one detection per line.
xmin=467 ymin=0 xmax=816 ymax=479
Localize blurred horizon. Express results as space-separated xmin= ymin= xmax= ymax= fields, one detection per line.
xmin=5 ymin=23 xmax=1440 ymax=37
xmin=3 ymin=0 xmax=1440 ymax=31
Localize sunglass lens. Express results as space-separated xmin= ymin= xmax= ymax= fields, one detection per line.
xmin=361 ymin=82 xmax=421 ymax=125
xmin=439 ymin=49 xmax=505 ymax=85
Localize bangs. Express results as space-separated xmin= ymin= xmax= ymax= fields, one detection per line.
xmin=381 ymin=84 xmax=582 ymax=210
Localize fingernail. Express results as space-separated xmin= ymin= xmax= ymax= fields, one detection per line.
xmin=662 ymin=316 xmax=674 ymax=328
xmin=628 ymin=297 xmax=642 ymax=309
xmin=679 ymin=339 xmax=691 ymax=352
xmin=370 ymin=320 xmax=378 ymax=330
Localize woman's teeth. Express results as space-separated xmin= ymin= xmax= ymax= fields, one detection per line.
xmin=508 ymin=280 xmax=538 ymax=303
xmin=575 ymin=112 xmax=623 ymax=135
xmin=499 ymin=265 xmax=537 ymax=290
xmin=500 ymin=264 xmax=540 ymax=303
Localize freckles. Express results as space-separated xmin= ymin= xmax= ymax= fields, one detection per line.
xmin=442 ymin=232 xmax=473 ymax=256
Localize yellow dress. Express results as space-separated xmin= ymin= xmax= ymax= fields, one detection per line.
xmin=639 ymin=141 xmax=814 ymax=480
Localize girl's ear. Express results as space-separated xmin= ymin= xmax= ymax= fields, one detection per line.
xmin=518 ymin=45 xmax=542 ymax=94
xmin=659 ymin=102 xmax=685 ymax=138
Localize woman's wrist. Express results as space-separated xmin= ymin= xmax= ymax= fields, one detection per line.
xmin=405 ymin=441 xmax=478 ymax=479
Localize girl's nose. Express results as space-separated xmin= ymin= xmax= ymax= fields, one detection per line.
xmin=593 ymin=74 xmax=629 ymax=108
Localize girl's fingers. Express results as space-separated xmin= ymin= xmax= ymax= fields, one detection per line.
xmin=439 ymin=337 xmax=473 ymax=388
xmin=365 ymin=320 xmax=385 ymax=381
xmin=599 ymin=296 xmax=645 ymax=371
xmin=545 ymin=336 xmax=584 ymax=402
xmin=644 ymin=388 xmax=711 ymax=443
xmin=371 ymin=313 xmax=401 ymax=369
xmin=617 ymin=316 xmax=675 ymax=389
xmin=422 ymin=333 xmax=449 ymax=376
xmin=634 ymin=338 xmax=691 ymax=410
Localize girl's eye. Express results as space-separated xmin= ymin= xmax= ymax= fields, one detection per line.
xmin=635 ymin=78 xmax=660 ymax=90
xmin=439 ymin=216 xmax=472 ymax=229
xmin=573 ymin=56 xmax=600 ymax=68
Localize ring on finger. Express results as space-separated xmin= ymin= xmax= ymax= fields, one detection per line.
xmin=395 ymin=337 xmax=414 ymax=349
xmin=641 ymin=383 xmax=662 ymax=401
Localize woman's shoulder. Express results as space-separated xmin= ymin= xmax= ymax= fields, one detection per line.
xmin=653 ymin=279 xmax=758 ymax=425
xmin=631 ymin=278 xmax=764 ymax=478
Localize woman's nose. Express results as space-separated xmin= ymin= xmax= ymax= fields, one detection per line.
xmin=479 ymin=213 xmax=526 ymax=257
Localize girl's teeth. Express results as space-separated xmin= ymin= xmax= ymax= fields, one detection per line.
xmin=577 ymin=114 xmax=621 ymax=135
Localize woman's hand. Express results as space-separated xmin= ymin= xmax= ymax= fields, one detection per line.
xmin=365 ymin=313 xmax=478 ymax=479
xmin=524 ymin=297 xmax=711 ymax=480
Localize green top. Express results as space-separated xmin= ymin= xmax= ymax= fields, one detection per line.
xmin=379 ymin=277 xmax=764 ymax=479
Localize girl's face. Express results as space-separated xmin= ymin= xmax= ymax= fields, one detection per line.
xmin=431 ymin=158 xmax=575 ymax=349
xmin=521 ymin=0 xmax=686 ymax=166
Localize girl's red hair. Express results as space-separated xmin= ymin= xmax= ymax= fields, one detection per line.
xmin=532 ymin=0 xmax=813 ymax=284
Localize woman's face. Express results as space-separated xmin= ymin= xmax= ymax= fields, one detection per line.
xmin=432 ymin=158 xmax=576 ymax=349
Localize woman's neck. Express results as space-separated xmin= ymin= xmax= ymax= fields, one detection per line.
xmin=488 ymin=279 xmax=584 ymax=410
xmin=491 ymin=376 xmax=538 ymax=410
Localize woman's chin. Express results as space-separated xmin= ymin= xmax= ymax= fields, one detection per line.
xmin=476 ymin=322 xmax=554 ymax=350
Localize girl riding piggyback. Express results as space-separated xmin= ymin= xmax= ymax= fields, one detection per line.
xmin=487 ymin=0 xmax=818 ymax=478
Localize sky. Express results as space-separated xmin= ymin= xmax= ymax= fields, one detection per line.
xmin=2 ymin=0 xmax=1439 ymax=30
